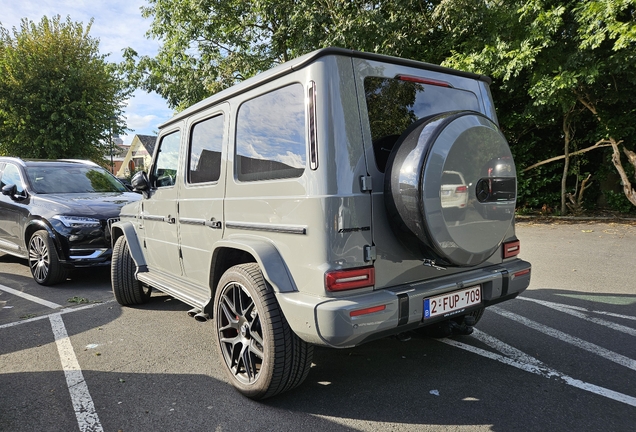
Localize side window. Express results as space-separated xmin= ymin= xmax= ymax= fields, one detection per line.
xmin=152 ymin=130 xmax=181 ymax=188
xmin=235 ymin=84 xmax=306 ymax=182
xmin=1 ymin=164 xmax=25 ymax=194
xmin=188 ymin=114 xmax=224 ymax=184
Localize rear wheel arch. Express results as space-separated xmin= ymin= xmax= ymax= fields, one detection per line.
xmin=207 ymin=240 xmax=298 ymax=315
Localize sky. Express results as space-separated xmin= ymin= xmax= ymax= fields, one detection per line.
xmin=0 ymin=0 xmax=174 ymax=144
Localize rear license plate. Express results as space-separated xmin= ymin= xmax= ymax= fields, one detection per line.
xmin=424 ymin=286 xmax=481 ymax=319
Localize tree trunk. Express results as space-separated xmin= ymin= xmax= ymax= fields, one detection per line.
xmin=576 ymin=94 xmax=636 ymax=209
xmin=609 ymin=138 xmax=636 ymax=206
xmin=561 ymin=112 xmax=573 ymax=215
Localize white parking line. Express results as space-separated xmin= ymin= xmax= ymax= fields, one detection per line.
xmin=441 ymin=330 xmax=636 ymax=407
xmin=0 ymin=285 xmax=104 ymax=432
xmin=0 ymin=301 xmax=114 ymax=330
xmin=0 ymin=284 xmax=62 ymax=309
xmin=50 ymin=313 xmax=104 ymax=432
xmin=490 ymin=306 xmax=636 ymax=371
xmin=519 ymin=297 xmax=636 ymax=336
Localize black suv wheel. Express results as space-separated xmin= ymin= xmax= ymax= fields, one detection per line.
xmin=28 ymin=230 xmax=69 ymax=285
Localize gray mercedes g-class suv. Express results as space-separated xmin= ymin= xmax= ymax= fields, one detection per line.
xmin=111 ymin=48 xmax=531 ymax=399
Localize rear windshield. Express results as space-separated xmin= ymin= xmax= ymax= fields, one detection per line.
xmin=26 ymin=165 xmax=128 ymax=194
xmin=364 ymin=77 xmax=480 ymax=172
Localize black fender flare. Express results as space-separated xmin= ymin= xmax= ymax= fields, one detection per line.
xmin=212 ymin=237 xmax=297 ymax=293
xmin=111 ymin=221 xmax=148 ymax=273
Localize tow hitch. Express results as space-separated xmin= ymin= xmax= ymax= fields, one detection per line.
xmin=425 ymin=315 xmax=476 ymax=338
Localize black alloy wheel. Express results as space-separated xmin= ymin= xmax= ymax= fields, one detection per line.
xmin=214 ymin=263 xmax=313 ymax=399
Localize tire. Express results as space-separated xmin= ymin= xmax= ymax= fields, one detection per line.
xmin=384 ymin=111 xmax=517 ymax=266
xmin=214 ymin=263 xmax=313 ymax=399
xmin=28 ymin=230 xmax=69 ymax=285
xmin=111 ymin=236 xmax=151 ymax=305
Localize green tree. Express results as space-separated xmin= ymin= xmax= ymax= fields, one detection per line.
xmin=443 ymin=0 xmax=636 ymax=212
xmin=123 ymin=0 xmax=443 ymax=111
xmin=125 ymin=0 xmax=636 ymax=212
xmin=0 ymin=15 xmax=130 ymax=161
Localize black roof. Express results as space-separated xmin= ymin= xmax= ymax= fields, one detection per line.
xmin=163 ymin=47 xmax=492 ymax=129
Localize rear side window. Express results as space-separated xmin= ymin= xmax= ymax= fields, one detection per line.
xmin=364 ymin=77 xmax=480 ymax=172
xmin=235 ymin=84 xmax=306 ymax=182
xmin=188 ymin=114 xmax=224 ymax=184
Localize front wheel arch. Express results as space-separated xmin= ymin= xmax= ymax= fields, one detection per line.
xmin=28 ymin=229 xmax=69 ymax=285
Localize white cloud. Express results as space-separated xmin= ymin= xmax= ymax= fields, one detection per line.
xmin=0 ymin=0 xmax=173 ymax=144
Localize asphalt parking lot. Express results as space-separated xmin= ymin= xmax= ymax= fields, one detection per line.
xmin=1 ymin=220 xmax=635 ymax=431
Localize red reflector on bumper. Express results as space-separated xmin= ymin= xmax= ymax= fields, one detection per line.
xmin=350 ymin=305 xmax=386 ymax=317
xmin=514 ymin=269 xmax=530 ymax=277
xmin=325 ymin=267 xmax=375 ymax=292
xmin=503 ymin=240 xmax=520 ymax=258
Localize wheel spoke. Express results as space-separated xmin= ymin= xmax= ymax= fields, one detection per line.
xmin=29 ymin=236 xmax=49 ymax=281
xmin=240 ymin=343 xmax=256 ymax=381
xmin=219 ymin=302 xmax=239 ymax=331
xmin=219 ymin=333 xmax=240 ymax=346
xmin=31 ymin=261 xmax=46 ymax=280
xmin=249 ymin=317 xmax=263 ymax=347
xmin=249 ymin=339 xmax=264 ymax=359
xmin=216 ymin=276 xmax=265 ymax=386
xmin=221 ymin=291 xmax=239 ymax=317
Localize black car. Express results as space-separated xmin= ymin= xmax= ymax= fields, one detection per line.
xmin=0 ymin=158 xmax=141 ymax=285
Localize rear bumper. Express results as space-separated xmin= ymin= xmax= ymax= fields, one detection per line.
xmin=276 ymin=259 xmax=531 ymax=348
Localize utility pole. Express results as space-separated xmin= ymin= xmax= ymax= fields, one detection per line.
xmin=110 ymin=117 xmax=115 ymax=173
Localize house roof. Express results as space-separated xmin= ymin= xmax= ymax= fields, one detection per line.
xmin=136 ymin=135 xmax=156 ymax=155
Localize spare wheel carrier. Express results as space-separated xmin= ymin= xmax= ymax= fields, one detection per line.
xmin=384 ymin=111 xmax=517 ymax=267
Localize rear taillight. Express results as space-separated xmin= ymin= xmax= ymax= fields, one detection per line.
xmin=503 ymin=240 xmax=520 ymax=258
xmin=455 ymin=186 xmax=468 ymax=193
xmin=396 ymin=74 xmax=452 ymax=87
xmin=325 ymin=267 xmax=375 ymax=292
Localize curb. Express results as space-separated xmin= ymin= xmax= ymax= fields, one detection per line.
xmin=516 ymin=215 xmax=636 ymax=223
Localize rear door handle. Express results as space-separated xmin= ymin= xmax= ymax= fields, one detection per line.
xmin=205 ymin=219 xmax=222 ymax=229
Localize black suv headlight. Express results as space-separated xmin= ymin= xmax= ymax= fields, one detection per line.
xmin=52 ymin=215 xmax=101 ymax=228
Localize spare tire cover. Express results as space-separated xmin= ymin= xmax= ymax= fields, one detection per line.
xmin=384 ymin=111 xmax=516 ymax=266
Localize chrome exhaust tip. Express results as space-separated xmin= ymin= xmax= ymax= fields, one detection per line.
xmin=194 ymin=312 xmax=209 ymax=322
xmin=187 ymin=308 xmax=201 ymax=318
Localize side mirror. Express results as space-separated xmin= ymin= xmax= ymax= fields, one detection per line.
xmin=131 ymin=171 xmax=150 ymax=197
xmin=1 ymin=184 xmax=17 ymax=197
